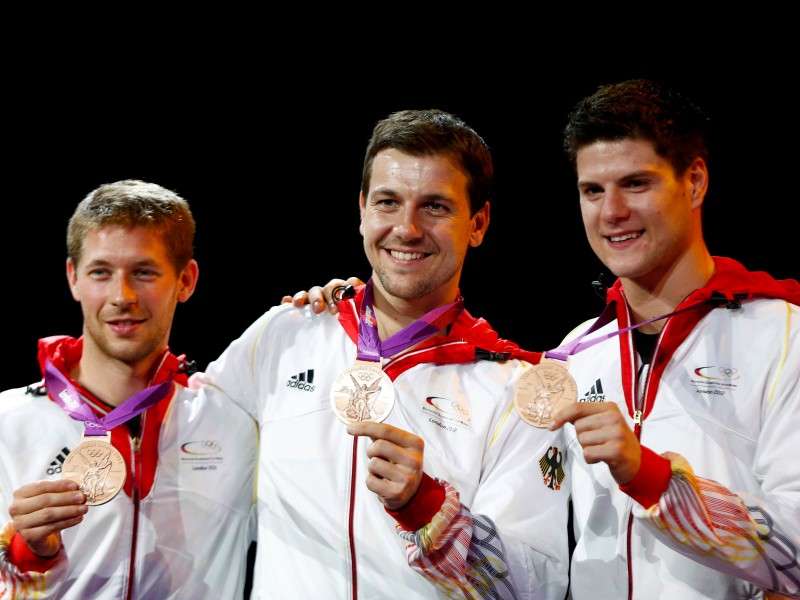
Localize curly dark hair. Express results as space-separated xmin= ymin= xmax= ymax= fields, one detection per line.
xmin=563 ymin=78 xmax=710 ymax=176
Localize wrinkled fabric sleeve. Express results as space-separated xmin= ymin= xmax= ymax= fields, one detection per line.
xmin=0 ymin=522 xmax=67 ymax=600
xmin=394 ymin=423 xmax=570 ymax=599
xmin=397 ymin=480 xmax=524 ymax=599
xmin=632 ymin=452 xmax=800 ymax=597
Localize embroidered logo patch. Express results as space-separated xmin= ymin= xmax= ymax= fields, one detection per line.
xmin=286 ymin=369 xmax=316 ymax=392
xmin=47 ymin=446 xmax=72 ymax=476
xmin=180 ymin=439 xmax=224 ymax=471
xmin=581 ymin=378 xmax=605 ymax=402
xmin=539 ymin=446 xmax=565 ymax=491
xmin=690 ymin=365 xmax=739 ymax=396
xmin=420 ymin=395 xmax=471 ymax=429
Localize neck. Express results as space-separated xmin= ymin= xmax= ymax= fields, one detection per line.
xmin=621 ymin=250 xmax=715 ymax=333
xmin=72 ymin=343 xmax=165 ymax=407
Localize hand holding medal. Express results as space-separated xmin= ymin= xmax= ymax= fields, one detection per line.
xmin=61 ymin=433 xmax=127 ymax=506
xmin=44 ymin=358 xmax=173 ymax=506
xmin=331 ymin=361 xmax=395 ymax=425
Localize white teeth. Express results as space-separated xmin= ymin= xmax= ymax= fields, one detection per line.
xmin=610 ymin=232 xmax=641 ymax=242
xmin=390 ymin=250 xmax=424 ymax=260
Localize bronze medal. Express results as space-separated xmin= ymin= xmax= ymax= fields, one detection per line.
xmin=514 ymin=360 xmax=577 ymax=428
xmin=62 ymin=434 xmax=126 ymax=506
xmin=330 ymin=361 xmax=395 ymax=424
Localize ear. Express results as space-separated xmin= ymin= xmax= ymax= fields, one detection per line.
xmin=177 ymin=259 xmax=200 ymax=303
xmin=687 ymin=157 xmax=709 ymax=210
xmin=468 ymin=201 xmax=491 ymax=247
xmin=66 ymin=258 xmax=81 ymax=302
xmin=359 ymin=192 xmax=367 ymax=236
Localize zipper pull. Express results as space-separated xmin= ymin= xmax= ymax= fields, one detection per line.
xmin=633 ymin=409 xmax=643 ymax=425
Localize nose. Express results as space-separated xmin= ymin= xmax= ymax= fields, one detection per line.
xmin=392 ymin=208 xmax=423 ymax=241
xmin=112 ymin=277 xmax=137 ymax=308
xmin=600 ymin=187 xmax=631 ymax=222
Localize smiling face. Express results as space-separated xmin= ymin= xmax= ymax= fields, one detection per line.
xmin=67 ymin=224 xmax=198 ymax=371
xmin=359 ymin=148 xmax=489 ymax=311
xmin=576 ymin=138 xmax=708 ymax=290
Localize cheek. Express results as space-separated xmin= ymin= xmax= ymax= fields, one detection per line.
xmin=160 ymin=286 xmax=183 ymax=305
xmin=360 ymin=216 xmax=388 ymax=242
xmin=580 ymin=203 xmax=597 ymax=231
xmin=72 ymin=282 xmax=99 ymax=305
xmin=360 ymin=220 xmax=374 ymax=241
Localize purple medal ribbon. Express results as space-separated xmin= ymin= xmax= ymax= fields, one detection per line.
xmin=356 ymin=278 xmax=465 ymax=361
xmin=545 ymin=299 xmax=708 ymax=362
xmin=44 ymin=358 xmax=174 ymax=436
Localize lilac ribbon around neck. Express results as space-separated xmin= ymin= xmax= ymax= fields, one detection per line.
xmin=356 ymin=279 xmax=464 ymax=362
xmin=44 ymin=358 xmax=173 ymax=436
xmin=544 ymin=299 xmax=709 ymax=362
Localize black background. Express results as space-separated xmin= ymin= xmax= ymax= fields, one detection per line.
xmin=6 ymin=44 xmax=797 ymax=387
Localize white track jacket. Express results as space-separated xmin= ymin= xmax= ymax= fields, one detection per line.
xmin=564 ymin=257 xmax=800 ymax=599
xmin=0 ymin=336 xmax=257 ymax=599
xmin=201 ymin=288 xmax=570 ymax=599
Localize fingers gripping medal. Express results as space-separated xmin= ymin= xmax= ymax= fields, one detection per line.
xmin=514 ymin=359 xmax=577 ymax=428
xmin=330 ymin=360 xmax=395 ymax=424
xmin=62 ymin=433 xmax=126 ymax=506
xmin=43 ymin=358 xmax=174 ymax=506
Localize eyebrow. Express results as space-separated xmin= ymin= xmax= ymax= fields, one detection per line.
xmin=578 ymin=169 xmax=655 ymax=187
xmin=82 ymin=257 xmax=162 ymax=268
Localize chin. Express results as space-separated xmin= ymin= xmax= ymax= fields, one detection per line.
xmin=385 ymin=286 xmax=421 ymax=300
xmin=105 ymin=341 xmax=157 ymax=364
xmin=609 ymin=265 xmax=652 ymax=281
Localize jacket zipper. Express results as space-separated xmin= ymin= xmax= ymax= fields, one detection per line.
xmin=126 ymin=434 xmax=141 ymax=599
xmin=627 ymin=357 xmax=650 ymax=599
xmin=348 ymin=435 xmax=359 ymax=599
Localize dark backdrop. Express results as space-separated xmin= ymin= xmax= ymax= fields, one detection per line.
xmin=6 ymin=60 xmax=796 ymax=387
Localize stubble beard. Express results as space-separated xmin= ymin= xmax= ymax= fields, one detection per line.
xmin=84 ymin=317 xmax=168 ymax=367
xmin=373 ymin=263 xmax=460 ymax=302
